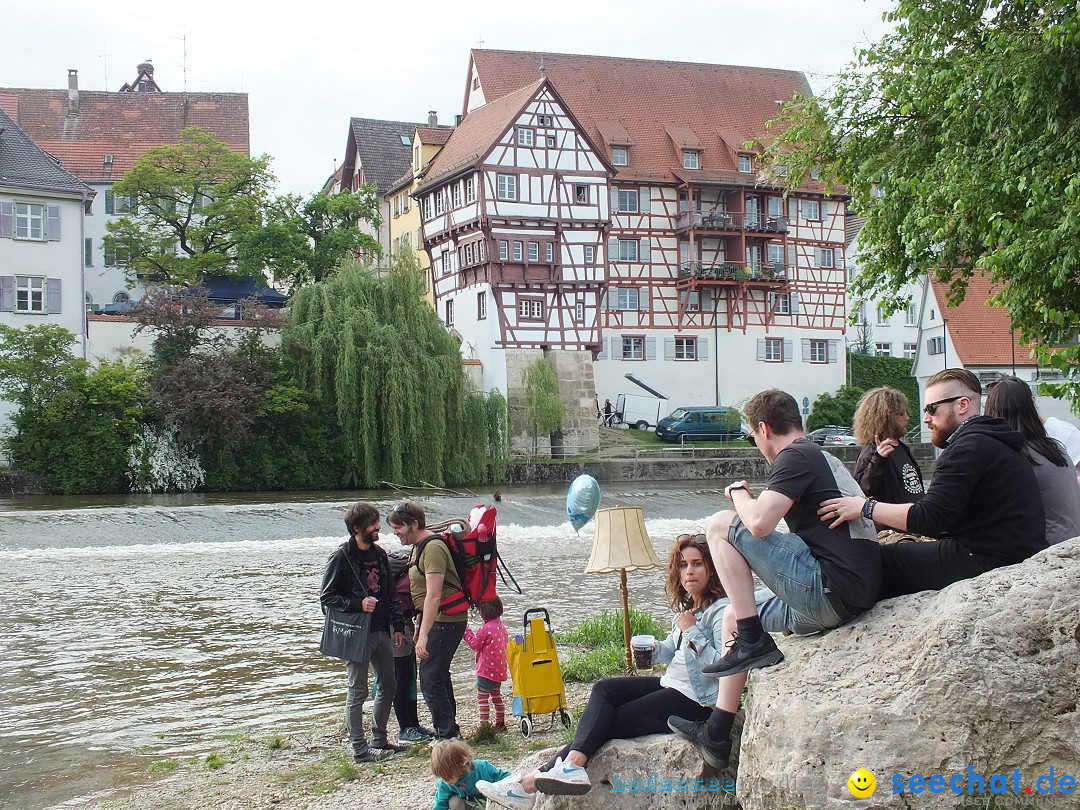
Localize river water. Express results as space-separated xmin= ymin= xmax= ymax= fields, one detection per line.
xmin=0 ymin=482 xmax=746 ymax=810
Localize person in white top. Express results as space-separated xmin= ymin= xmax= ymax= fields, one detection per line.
xmin=1040 ymin=414 xmax=1080 ymax=483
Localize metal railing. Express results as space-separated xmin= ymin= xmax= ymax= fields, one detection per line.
xmin=675 ymin=211 xmax=788 ymax=233
xmin=679 ymin=261 xmax=789 ymax=282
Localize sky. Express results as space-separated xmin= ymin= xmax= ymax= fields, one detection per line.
xmin=3 ymin=0 xmax=897 ymax=197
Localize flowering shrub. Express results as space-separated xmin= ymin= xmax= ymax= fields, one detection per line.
xmin=126 ymin=425 xmax=205 ymax=493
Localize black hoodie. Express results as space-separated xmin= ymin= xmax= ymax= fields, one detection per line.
xmin=907 ymin=415 xmax=1047 ymax=564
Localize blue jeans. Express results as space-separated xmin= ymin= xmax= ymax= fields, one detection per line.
xmin=419 ymin=620 xmax=466 ymax=737
xmin=728 ymin=518 xmax=849 ymax=636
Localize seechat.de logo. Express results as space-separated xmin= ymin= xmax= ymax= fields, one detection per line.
xmin=848 ymin=768 xmax=877 ymax=798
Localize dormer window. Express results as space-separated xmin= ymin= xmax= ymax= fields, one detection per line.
xmin=611 ymin=146 xmax=628 ymax=166
xmin=683 ymin=150 xmax=700 ymax=170
xmin=738 ymin=155 xmax=753 ymax=173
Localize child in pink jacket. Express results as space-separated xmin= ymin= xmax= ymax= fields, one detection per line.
xmin=463 ymin=596 xmax=509 ymax=731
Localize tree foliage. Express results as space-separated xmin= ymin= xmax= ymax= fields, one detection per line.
xmin=0 ymin=323 xmax=85 ymax=409
xmin=806 ymin=385 xmax=865 ymax=432
xmin=523 ymin=358 xmax=565 ymax=455
xmin=758 ymin=0 xmax=1080 ymax=409
xmin=104 ymin=126 xmax=275 ymax=285
xmin=244 ymin=188 xmax=383 ymax=292
xmin=285 ymin=255 xmax=499 ymax=487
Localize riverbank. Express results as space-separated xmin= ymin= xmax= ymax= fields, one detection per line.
xmin=93 ymin=682 xmax=596 ymax=810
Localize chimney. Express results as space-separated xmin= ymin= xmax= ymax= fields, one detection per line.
xmin=67 ymin=69 xmax=79 ymax=114
xmin=427 ymin=111 xmax=438 ymax=127
xmin=454 ymin=114 xmax=462 ymax=126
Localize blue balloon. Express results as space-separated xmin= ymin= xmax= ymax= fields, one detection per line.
xmin=566 ymin=474 xmax=601 ymax=532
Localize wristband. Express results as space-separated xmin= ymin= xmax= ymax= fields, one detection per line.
xmin=727 ymin=483 xmax=747 ymax=499
xmin=862 ymin=498 xmax=876 ymax=520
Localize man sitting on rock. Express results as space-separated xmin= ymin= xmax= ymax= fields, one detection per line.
xmin=820 ymin=368 xmax=1047 ymax=598
xmin=669 ymin=388 xmax=882 ymax=767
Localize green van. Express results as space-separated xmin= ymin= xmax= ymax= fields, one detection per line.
xmin=655 ymin=407 xmax=745 ymax=443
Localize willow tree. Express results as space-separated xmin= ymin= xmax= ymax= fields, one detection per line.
xmin=524 ymin=358 xmax=565 ymax=456
xmin=285 ymin=255 xmax=500 ymax=487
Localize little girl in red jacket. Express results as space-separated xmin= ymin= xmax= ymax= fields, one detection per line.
xmin=463 ymin=596 xmax=509 ymax=731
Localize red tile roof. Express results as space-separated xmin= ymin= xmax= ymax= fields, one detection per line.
xmin=416 ymin=126 xmax=454 ymax=146
xmin=0 ymin=88 xmax=249 ymax=181
xmin=932 ymin=277 xmax=1035 ymax=365
xmin=416 ymin=80 xmax=544 ymax=192
xmin=468 ymin=49 xmax=827 ymax=191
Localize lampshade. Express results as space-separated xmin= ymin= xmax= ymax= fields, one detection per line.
xmin=585 ymin=506 xmax=663 ymax=574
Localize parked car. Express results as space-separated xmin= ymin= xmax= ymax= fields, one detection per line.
xmin=656 ymin=407 xmax=746 ymax=443
xmin=807 ymin=425 xmax=856 ymax=445
xmin=822 ymin=432 xmax=858 ymax=446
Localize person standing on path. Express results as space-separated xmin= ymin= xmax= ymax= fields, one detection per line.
xmin=464 ymin=596 xmax=509 ymax=732
xmin=320 ymin=502 xmax=406 ymax=762
xmin=389 ymin=500 xmax=467 ymax=740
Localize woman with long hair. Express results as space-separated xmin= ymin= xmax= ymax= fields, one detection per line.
xmin=852 ymin=386 xmax=925 ymax=505
xmin=477 ymin=533 xmax=729 ymax=808
xmin=984 ymin=377 xmax=1080 ymax=544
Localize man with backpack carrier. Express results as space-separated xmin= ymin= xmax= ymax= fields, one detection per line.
xmin=388 ymin=501 xmax=467 ymax=741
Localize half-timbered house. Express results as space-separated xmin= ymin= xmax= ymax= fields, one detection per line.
xmin=457 ymin=50 xmax=848 ymax=427
xmin=414 ymin=78 xmax=613 ymax=450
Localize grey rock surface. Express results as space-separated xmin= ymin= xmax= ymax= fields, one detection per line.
xmin=737 ymin=538 xmax=1080 ymax=809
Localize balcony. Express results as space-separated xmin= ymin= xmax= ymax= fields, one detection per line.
xmin=675 ymin=210 xmax=788 ymax=233
xmin=678 ymin=261 xmax=789 ymax=282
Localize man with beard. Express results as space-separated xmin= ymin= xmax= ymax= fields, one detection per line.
xmin=820 ymin=369 xmax=1047 ymax=598
xmin=320 ymin=502 xmax=406 ymax=762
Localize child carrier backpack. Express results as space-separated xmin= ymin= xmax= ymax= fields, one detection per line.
xmin=386 ymin=548 xmax=414 ymax=614
xmin=415 ymin=504 xmax=521 ymax=615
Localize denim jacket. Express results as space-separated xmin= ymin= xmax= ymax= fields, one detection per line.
xmin=653 ymin=600 xmax=727 ymax=707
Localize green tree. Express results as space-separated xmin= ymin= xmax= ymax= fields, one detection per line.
xmin=104 ymin=126 xmax=275 ymax=285
xmin=285 ymin=254 xmax=495 ymax=487
xmin=523 ymin=358 xmax=565 ymax=456
xmin=244 ymin=188 xmax=382 ymax=292
xmin=757 ymin=0 xmax=1080 ymax=409
xmin=806 ymin=385 xmax=864 ymax=432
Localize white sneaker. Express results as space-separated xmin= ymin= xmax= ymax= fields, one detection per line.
xmin=476 ymin=776 xmax=536 ymax=810
xmin=533 ymin=757 xmax=592 ymax=795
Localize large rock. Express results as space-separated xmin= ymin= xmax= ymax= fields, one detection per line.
xmin=520 ymin=726 xmax=741 ymax=810
xmin=737 ymin=539 xmax=1080 ymax=809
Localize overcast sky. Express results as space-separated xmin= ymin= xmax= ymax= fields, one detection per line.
xmin=4 ymin=0 xmax=896 ymax=197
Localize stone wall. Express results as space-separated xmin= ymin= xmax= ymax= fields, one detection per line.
xmin=504 ymin=348 xmax=600 ymax=456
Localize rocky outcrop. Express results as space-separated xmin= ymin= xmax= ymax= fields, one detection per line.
xmin=737 ymin=539 xmax=1080 ymax=809
xmin=520 ymin=729 xmax=740 ymax=810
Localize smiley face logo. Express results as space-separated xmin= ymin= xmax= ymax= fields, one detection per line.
xmin=847 ymin=768 xmax=876 ymax=798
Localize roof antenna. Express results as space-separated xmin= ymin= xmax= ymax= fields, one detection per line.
xmin=539 ymin=56 xmax=545 ymax=77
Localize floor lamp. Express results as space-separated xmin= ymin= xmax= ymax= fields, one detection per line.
xmin=584 ymin=505 xmax=663 ymax=675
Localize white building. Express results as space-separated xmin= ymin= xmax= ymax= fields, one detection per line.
xmin=0 ymin=107 xmax=94 ymax=434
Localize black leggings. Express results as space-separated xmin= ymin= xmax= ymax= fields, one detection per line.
xmin=544 ymin=676 xmax=710 ymax=767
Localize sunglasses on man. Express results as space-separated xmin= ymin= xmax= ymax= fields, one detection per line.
xmin=923 ymin=394 xmax=966 ymax=416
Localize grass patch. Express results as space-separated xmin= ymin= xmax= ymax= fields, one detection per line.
xmin=266 ymin=734 xmax=287 ymax=751
xmin=471 ymin=723 xmax=501 ymax=744
xmin=560 ymin=608 xmax=668 ymax=681
xmin=204 ymin=752 xmax=227 ymax=770
xmin=561 ymin=608 xmax=667 ymax=646
xmin=149 ymin=759 xmax=180 ymax=773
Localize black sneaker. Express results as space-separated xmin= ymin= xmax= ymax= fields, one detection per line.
xmin=667 ymin=716 xmax=732 ymax=768
xmin=353 ymin=747 xmax=395 ymax=763
xmin=370 ymin=739 xmax=409 ymax=753
xmin=701 ymin=631 xmax=783 ymax=677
